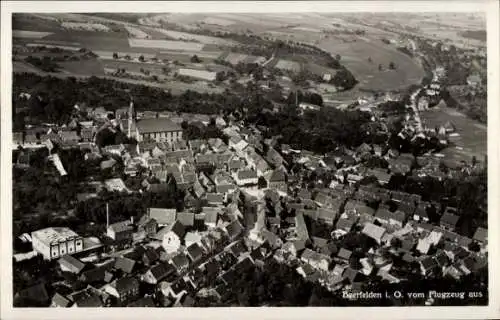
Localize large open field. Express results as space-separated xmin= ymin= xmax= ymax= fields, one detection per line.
xmin=58 ymin=59 xmax=105 ymax=76
xmin=420 ymin=107 xmax=487 ymax=163
xmin=151 ymin=28 xmax=235 ymax=46
xmin=12 ymin=30 xmax=54 ymax=39
xmin=43 ymin=30 xmax=131 ymax=52
xmin=128 ymin=38 xmax=205 ymax=51
xmin=318 ymin=37 xmax=425 ymax=91
xmin=102 ymin=59 xmax=166 ymax=74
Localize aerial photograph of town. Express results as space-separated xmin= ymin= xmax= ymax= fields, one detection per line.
xmin=9 ymin=9 xmax=488 ymax=309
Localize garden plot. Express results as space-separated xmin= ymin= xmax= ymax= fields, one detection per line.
xmin=61 ymin=22 xmax=111 ymax=32
xmin=128 ymin=39 xmax=204 ymax=51
xmin=13 ymin=30 xmax=53 ymax=39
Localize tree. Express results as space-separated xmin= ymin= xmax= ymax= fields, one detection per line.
xmin=258 ymin=176 xmax=268 ymax=189
xmin=389 ymin=61 xmax=397 ymax=70
xmin=331 ymin=67 xmax=358 ymax=90
xmin=335 ymin=54 xmax=341 ymax=61
xmin=368 ymin=56 xmax=373 ymax=63
xmin=124 ymin=55 xmax=131 ymax=60
xmin=190 ymin=55 xmax=202 ymax=63
xmin=138 ymin=55 xmax=145 ymax=62
xmin=112 ymin=52 xmax=118 ymax=59
xmin=378 ymin=63 xmax=384 ymax=71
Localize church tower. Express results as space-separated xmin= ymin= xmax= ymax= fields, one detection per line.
xmin=127 ymin=95 xmax=135 ymax=138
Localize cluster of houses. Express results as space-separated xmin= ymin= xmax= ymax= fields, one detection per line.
xmin=13 ymin=95 xmax=488 ymax=307
xmin=248 ymin=180 xmax=488 ymax=293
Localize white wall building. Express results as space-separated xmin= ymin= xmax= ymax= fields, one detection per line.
xmin=31 ymin=227 xmax=84 ymax=260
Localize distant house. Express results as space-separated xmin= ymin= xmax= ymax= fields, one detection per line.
xmin=58 ymin=255 xmax=86 ymax=274
xmin=301 ymin=248 xmax=331 ymax=272
xmin=105 ymin=277 xmax=140 ymax=305
xmin=206 ymin=193 xmax=224 ymax=206
xmin=282 ymin=240 xmax=306 ymax=257
xmin=186 ymin=242 xmax=204 ymax=264
xmin=420 ymin=257 xmax=439 ymax=276
xmin=162 ymin=221 xmax=186 ymax=254
xmin=143 ymin=262 xmax=175 ymax=285
xmin=15 ymin=283 xmax=50 ymax=306
xmin=473 ymin=227 xmax=487 ymax=245
xmin=170 ymin=252 xmax=190 ymax=273
xmin=361 ymin=223 xmax=386 ymax=244
xmin=177 ymin=212 xmax=195 ymax=227
xmin=467 ymin=74 xmax=481 ymax=87
xmin=337 ymin=248 xmax=352 ymax=262
xmin=334 ymin=216 xmax=357 ymax=237
xmin=295 ymin=213 xmax=310 ymax=242
xmin=233 ymin=169 xmax=258 ymax=187
xmin=80 ymin=127 xmax=95 ymax=142
xmin=51 ymin=292 xmax=72 ymax=308
xmin=367 ymin=168 xmax=392 ymax=185
xmin=107 ymin=221 xmax=133 ymax=242
xmin=265 ymin=168 xmax=287 ymax=192
xmin=69 ymin=287 xmax=103 ymax=307
xmin=389 ymin=210 xmax=407 ymax=228
xmin=203 ymin=210 xmax=219 ymax=230
xmin=224 ymin=219 xmax=244 ymax=241
xmin=148 ymin=208 xmax=177 ymax=226
xmin=135 ymin=118 xmax=183 ymax=144
xmin=317 ymin=207 xmax=339 ymax=225
xmin=114 ymin=256 xmax=136 ymax=274
xmin=137 ymin=215 xmax=158 ymax=237
xmin=440 ymin=210 xmax=459 ymax=231
xmin=261 ymin=229 xmax=283 ymax=249
xmin=374 ymin=208 xmax=392 ymax=225
xmin=59 ymin=130 xmax=79 ymax=144
xmin=413 ymin=203 xmax=430 ymax=222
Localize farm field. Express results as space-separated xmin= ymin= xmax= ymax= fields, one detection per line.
xmin=221 ymin=52 xmax=266 ymax=65
xmin=43 ymin=31 xmax=131 ymax=52
xmin=13 ymin=61 xmax=42 ymax=74
xmin=318 ymin=37 xmax=425 ymax=91
xmin=12 ymin=14 xmax=62 ymax=32
xmin=152 ymin=28 xmax=235 ymax=46
xmin=137 ymin=26 xmax=171 ymax=39
xmin=128 ymin=38 xmax=205 ymax=51
xmin=93 ymin=50 xmax=157 ymax=60
xmin=25 ymin=43 xmax=81 ymax=51
xmin=13 ymin=59 xmax=224 ymax=96
xmin=58 ymin=59 xmax=105 ymax=76
xmin=12 ymin=30 xmax=54 ymax=39
xmin=61 ymin=22 xmax=111 ymax=32
xmin=420 ymin=107 xmax=487 ymax=163
xmin=102 ymin=59 xmax=166 ymax=74
xmin=156 ymin=50 xmax=221 ymax=62
xmin=305 ymin=63 xmax=338 ymax=78
xmin=274 ymin=59 xmax=302 ymax=72
xmin=125 ymin=25 xmax=151 ymax=39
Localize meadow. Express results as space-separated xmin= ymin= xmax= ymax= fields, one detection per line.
xmin=318 ymin=37 xmax=425 ymax=91
xmin=420 ymin=107 xmax=487 ymax=164
xmin=128 ymin=38 xmax=205 ymax=51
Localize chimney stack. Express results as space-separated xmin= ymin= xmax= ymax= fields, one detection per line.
xmin=106 ymin=203 xmax=109 ymax=230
